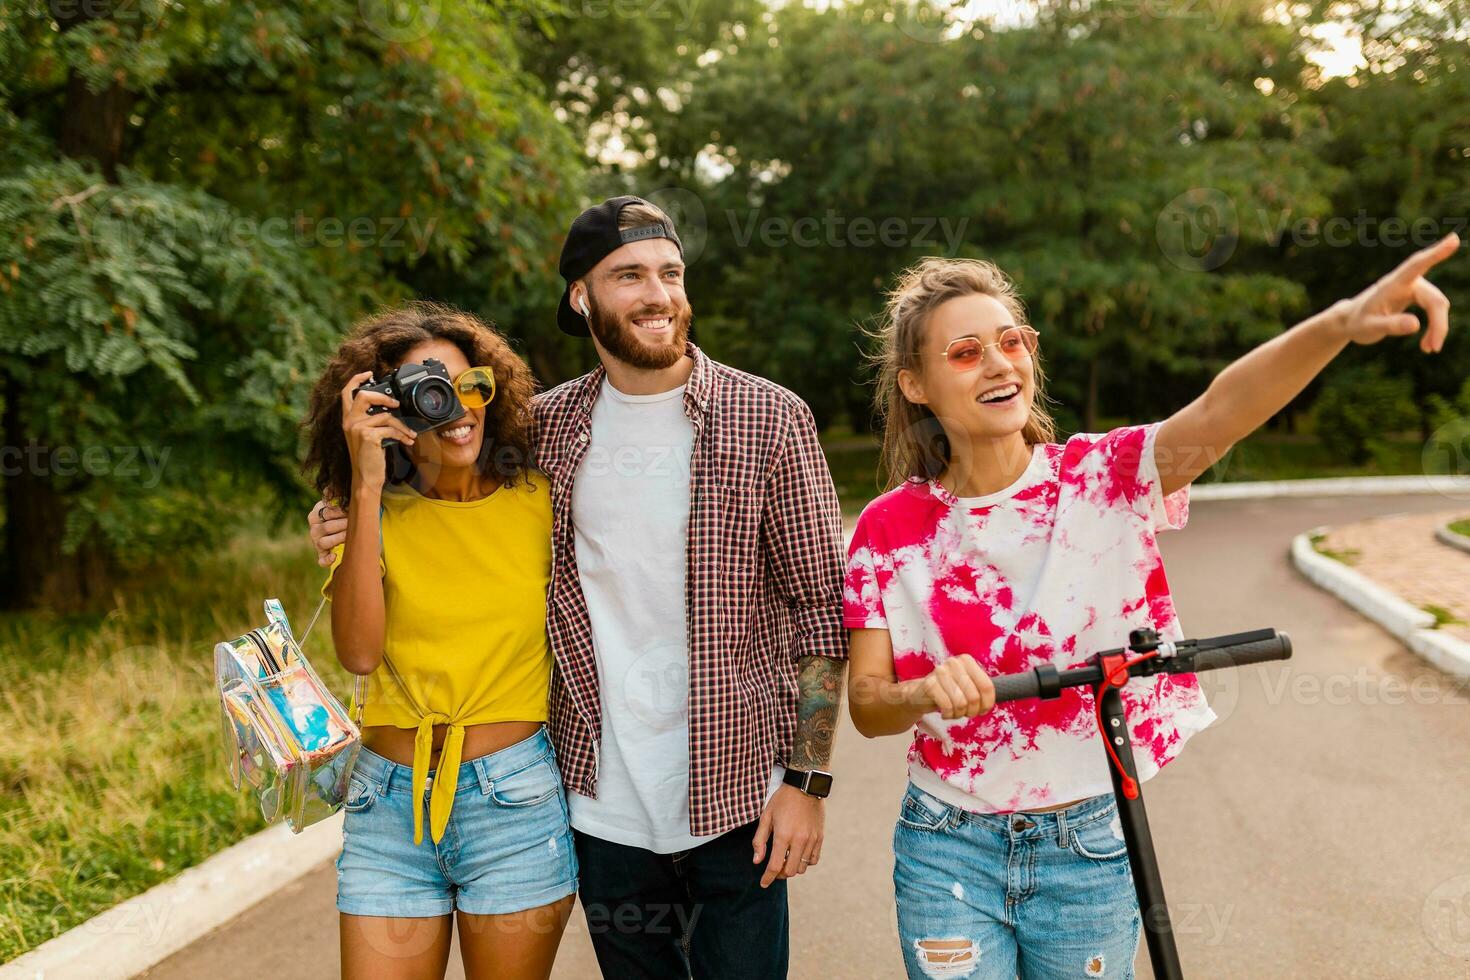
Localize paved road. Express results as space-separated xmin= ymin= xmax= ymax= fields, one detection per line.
xmin=144 ymin=493 xmax=1470 ymax=979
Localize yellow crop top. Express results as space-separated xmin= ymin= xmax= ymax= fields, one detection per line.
xmin=323 ymin=470 xmax=553 ymax=845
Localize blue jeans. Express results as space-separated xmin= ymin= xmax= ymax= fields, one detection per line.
xmin=335 ymin=726 xmax=578 ymax=917
xmin=893 ymin=783 xmax=1140 ymax=979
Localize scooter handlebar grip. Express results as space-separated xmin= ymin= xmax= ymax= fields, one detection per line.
xmin=990 ymin=671 xmax=1042 ymax=704
xmin=1188 ymin=633 xmax=1292 ymax=673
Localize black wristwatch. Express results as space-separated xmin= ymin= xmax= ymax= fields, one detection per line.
xmin=783 ymin=767 xmax=834 ymax=799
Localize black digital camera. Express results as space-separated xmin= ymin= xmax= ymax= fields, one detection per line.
xmin=352 ymin=358 xmax=465 ymax=446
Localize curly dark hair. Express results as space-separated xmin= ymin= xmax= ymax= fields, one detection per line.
xmin=302 ymin=301 xmax=538 ymax=502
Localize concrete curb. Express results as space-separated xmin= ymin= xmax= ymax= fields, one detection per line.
xmin=1290 ymin=528 xmax=1470 ymax=681
xmin=0 ymin=813 xmax=343 ymax=980
xmin=1289 ymin=530 xmax=1436 ymax=637
xmin=1191 ymin=474 xmax=1470 ymax=500
xmin=1406 ymin=630 xmax=1470 ymax=680
xmin=1433 ymin=522 xmax=1470 ymax=556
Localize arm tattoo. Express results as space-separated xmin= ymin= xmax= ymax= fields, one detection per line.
xmin=791 ymin=655 xmax=846 ymax=770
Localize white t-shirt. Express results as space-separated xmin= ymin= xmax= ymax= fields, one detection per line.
xmin=568 ymin=378 xmax=783 ymax=853
xmin=843 ymin=423 xmax=1215 ymax=813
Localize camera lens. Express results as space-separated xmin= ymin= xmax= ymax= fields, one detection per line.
xmin=409 ymin=377 xmax=456 ymax=422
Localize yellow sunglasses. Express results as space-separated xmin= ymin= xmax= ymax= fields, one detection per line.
xmin=454 ymin=366 xmax=497 ymax=409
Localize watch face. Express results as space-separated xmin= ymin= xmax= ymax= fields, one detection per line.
xmin=806 ymin=771 xmax=834 ymax=797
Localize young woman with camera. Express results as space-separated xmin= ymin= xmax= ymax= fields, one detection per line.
xmin=302 ymin=301 xmax=575 ymax=980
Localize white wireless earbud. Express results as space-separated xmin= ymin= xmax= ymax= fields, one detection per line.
xmin=578 ymin=296 xmax=590 ymax=317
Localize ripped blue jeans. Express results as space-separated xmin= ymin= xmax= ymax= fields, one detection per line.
xmin=892 ymin=783 xmax=1140 ymax=979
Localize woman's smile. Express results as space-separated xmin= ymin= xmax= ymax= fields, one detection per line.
xmin=976 ymin=382 xmax=1022 ymax=406
xmin=436 ymin=421 xmax=476 ymax=447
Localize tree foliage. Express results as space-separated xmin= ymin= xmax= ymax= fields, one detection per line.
xmin=630 ymin=0 xmax=1466 ymax=435
xmin=0 ymin=0 xmax=586 ymax=607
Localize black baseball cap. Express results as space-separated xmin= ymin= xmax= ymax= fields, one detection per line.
xmin=556 ymin=195 xmax=684 ymax=337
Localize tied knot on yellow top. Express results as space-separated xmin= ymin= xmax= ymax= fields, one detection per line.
xmin=413 ymin=713 xmax=464 ymax=846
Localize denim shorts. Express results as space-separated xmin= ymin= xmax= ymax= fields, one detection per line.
xmin=892 ymin=782 xmax=1140 ymax=980
xmin=335 ymin=725 xmax=578 ymax=918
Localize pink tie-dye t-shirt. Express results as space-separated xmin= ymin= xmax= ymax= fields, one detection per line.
xmin=843 ymin=422 xmax=1216 ymax=813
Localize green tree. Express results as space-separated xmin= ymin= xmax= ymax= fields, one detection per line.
xmin=639 ymin=0 xmax=1346 ymax=433
xmin=1296 ymin=0 xmax=1470 ymax=440
xmin=1313 ymin=363 xmax=1418 ymax=464
xmin=0 ymin=1 xmax=584 ymax=609
xmin=510 ymin=0 xmax=765 ymax=157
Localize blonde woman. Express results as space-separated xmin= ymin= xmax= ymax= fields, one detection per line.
xmin=845 ymin=236 xmax=1458 ymax=978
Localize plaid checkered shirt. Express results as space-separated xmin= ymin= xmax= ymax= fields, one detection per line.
xmin=532 ymin=342 xmax=847 ymax=838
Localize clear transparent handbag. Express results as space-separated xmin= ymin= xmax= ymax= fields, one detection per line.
xmin=215 ymin=598 xmax=362 ymax=833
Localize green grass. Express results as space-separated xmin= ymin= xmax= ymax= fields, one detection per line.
xmin=1308 ymin=531 xmax=1360 ymax=566
xmin=1448 ymin=519 xmax=1470 ymax=539
xmin=1421 ymin=604 xmax=1466 ymax=628
xmin=1195 ymin=434 xmax=1426 ymax=483
xmin=0 ymin=526 xmax=351 ymax=963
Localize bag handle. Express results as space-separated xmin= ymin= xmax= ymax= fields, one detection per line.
xmin=294 ymin=594 xmax=369 ymax=725
xmin=298 ymin=499 xmax=428 ymax=729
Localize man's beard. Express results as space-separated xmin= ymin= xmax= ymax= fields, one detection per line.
xmin=585 ymin=295 xmax=692 ymax=370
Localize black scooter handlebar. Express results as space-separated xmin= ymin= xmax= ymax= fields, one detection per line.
xmin=989 ymin=630 xmax=1292 ymax=705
